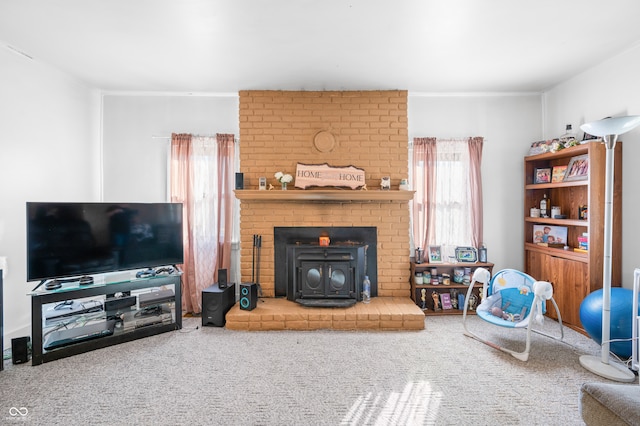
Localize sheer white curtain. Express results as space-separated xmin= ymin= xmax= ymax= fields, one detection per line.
xmin=170 ymin=134 xmax=235 ymax=314
xmin=433 ymin=139 xmax=472 ymax=246
xmin=411 ymin=137 xmax=483 ymax=253
xmin=190 ymin=136 xmax=225 ymax=295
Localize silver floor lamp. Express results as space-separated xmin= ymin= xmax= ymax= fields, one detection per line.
xmin=579 ymin=115 xmax=640 ymax=382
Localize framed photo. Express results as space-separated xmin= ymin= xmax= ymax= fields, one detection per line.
xmin=564 ymin=154 xmax=589 ymax=182
xmin=455 ymin=246 xmax=478 ymax=263
xmin=528 ymin=140 xmax=553 ymax=156
xmin=428 ymin=245 xmax=442 ymax=263
xmin=533 ymin=224 xmax=568 ymax=245
xmin=534 ymin=168 xmax=551 ymax=184
xmin=551 ymin=165 xmax=567 ymax=183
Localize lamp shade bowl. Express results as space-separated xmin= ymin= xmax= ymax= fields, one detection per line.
xmin=580 ymin=116 xmax=640 ymax=137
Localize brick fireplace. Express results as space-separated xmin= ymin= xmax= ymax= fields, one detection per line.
xmin=237 ymin=90 xmax=410 ymax=295
xmin=228 ymin=90 xmax=423 ymax=330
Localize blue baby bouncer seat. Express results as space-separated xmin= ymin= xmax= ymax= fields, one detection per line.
xmin=462 ymin=268 xmax=564 ymax=361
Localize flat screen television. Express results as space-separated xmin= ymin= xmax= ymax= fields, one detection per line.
xmin=27 ymin=202 xmax=183 ymax=283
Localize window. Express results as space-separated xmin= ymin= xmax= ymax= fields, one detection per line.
xmin=411 ymin=137 xmax=483 ymax=252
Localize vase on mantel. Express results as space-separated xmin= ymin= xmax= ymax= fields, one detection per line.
xmin=281 ymin=182 xmax=287 ymax=190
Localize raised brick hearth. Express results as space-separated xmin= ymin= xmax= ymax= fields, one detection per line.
xmin=225 ymin=297 xmax=425 ymax=331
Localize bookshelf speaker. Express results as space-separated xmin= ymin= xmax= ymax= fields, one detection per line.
xmin=218 ymin=269 xmax=228 ymax=289
xmin=239 ymin=283 xmax=257 ymax=311
xmin=235 ymin=173 xmax=244 ymax=190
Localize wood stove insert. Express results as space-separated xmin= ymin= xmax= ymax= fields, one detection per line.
xmin=274 ymin=226 xmax=377 ymax=304
xmin=287 ymin=243 xmax=366 ymax=307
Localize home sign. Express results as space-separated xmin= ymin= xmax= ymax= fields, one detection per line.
xmin=294 ymin=163 xmax=365 ymax=189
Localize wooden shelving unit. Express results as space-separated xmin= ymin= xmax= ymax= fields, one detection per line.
xmin=523 ymin=142 xmax=622 ymax=333
xmin=410 ymin=261 xmax=494 ymax=316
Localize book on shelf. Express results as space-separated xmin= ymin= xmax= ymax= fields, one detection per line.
xmin=577 ymin=235 xmax=589 ymax=250
xmin=440 ymin=293 xmax=453 ymax=310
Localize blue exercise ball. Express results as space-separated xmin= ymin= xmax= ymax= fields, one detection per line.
xmin=580 ymin=288 xmax=638 ymax=359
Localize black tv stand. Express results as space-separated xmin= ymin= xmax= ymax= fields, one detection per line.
xmin=30 ymin=273 xmax=182 ymax=365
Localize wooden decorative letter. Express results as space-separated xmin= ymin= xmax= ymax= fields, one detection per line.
xmin=294 ymin=163 xmax=366 ymax=189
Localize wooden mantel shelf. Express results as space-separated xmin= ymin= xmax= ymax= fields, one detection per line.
xmin=234 ymin=189 xmax=415 ymax=202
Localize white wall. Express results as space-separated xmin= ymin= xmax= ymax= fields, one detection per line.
xmin=9 ymin=42 xmax=637 ymax=345
xmin=408 ymin=94 xmax=543 ymax=271
xmin=0 ymin=48 xmax=101 ymax=344
xmin=543 ymin=43 xmax=640 ymax=288
xmin=103 ymin=94 xmax=541 ymax=284
xmin=101 ymin=95 xmax=239 ymax=202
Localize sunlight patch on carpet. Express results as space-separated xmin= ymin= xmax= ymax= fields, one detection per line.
xmin=340 ymin=381 xmax=441 ymax=425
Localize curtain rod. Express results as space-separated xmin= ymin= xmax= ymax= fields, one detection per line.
xmin=151 ymin=135 xmax=238 ymax=141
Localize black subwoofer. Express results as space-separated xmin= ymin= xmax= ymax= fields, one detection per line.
xmin=239 ymin=283 xmax=258 ymax=311
xmin=202 ymin=283 xmax=236 ymax=327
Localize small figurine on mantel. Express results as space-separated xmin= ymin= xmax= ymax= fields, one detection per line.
xmin=420 ymin=288 xmax=427 ymax=310
xmin=380 ymin=176 xmax=391 ymax=190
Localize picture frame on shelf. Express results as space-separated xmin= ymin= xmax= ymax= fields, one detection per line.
xmin=428 ymin=245 xmax=442 ymax=263
xmin=455 ymin=246 xmax=478 ymax=263
xmin=534 ymin=167 xmax=551 ymax=184
xmin=551 ymin=165 xmax=567 ymax=183
xmin=564 ymin=154 xmax=589 ymax=182
xmin=528 ymin=139 xmax=553 ymax=156
xmin=533 ymin=224 xmax=568 ymax=245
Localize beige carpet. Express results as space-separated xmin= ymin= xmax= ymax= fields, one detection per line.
xmin=0 ymin=315 xmax=622 ymax=425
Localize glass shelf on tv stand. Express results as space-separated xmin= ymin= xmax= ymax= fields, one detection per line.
xmin=28 ymin=270 xmax=183 ymax=296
